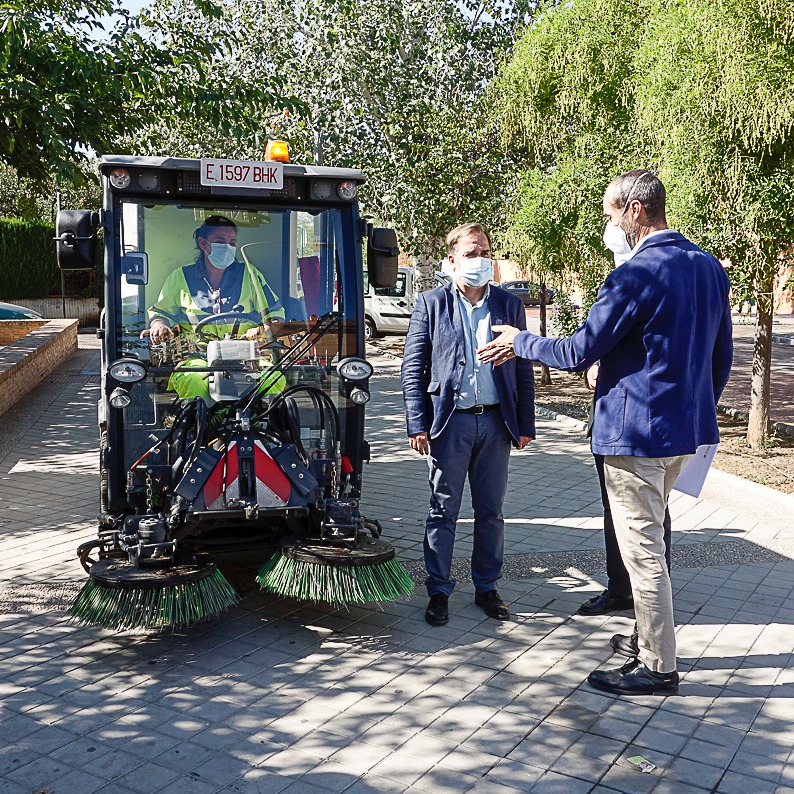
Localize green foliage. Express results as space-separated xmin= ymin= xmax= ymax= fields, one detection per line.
xmin=501 ymin=152 xmax=615 ymax=285
xmin=497 ymin=0 xmax=794 ymax=296
xmin=494 ymin=0 xmax=644 ymax=294
xmin=634 ymin=0 xmax=794 ymax=311
xmin=497 ymin=0 xmax=641 ymax=161
xmin=0 ymin=217 xmax=58 ymax=298
xmin=496 ymin=0 xmax=794 ymax=441
xmin=128 ymin=0 xmax=534 ymax=272
xmin=549 ymin=291 xmax=583 ymax=337
xmin=0 ymin=0 xmax=288 ymax=182
xmin=0 ymin=163 xmax=101 ymax=222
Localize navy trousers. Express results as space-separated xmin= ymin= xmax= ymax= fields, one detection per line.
xmin=424 ymin=410 xmax=512 ymax=596
xmin=593 ymin=453 xmax=672 ymax=598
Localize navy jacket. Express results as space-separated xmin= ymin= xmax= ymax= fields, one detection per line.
xmin=514 ymin=231 xmax=733 ymax=457
xmin=402 ymin=281 xmax=536 ymax=444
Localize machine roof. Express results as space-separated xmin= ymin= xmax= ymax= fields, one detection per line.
xmin=99 ymin=155 xmax=365 ymax=183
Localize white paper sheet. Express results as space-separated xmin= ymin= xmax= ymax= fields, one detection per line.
xmin=673 ymin=444 xmax=718 ymax=497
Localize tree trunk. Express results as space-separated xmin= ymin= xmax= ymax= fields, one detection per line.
xmin=746 ymin=275 xmax=774 ymax=447
xmin=538 ymin=277 xmax=551 ymax=385
xmin=413 ymin=248 xmax=437 ymax=293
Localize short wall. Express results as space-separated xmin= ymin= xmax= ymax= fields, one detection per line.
xmin=0 ymin=319 xmax=79 ymax=418
xmin=0 ymin=319 xmax=46 ymax=345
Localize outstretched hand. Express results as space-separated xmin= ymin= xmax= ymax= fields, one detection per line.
xmin=477 ymin=324 xmax=521 ymax=366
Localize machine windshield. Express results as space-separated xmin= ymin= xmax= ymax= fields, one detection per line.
xmin=115 ymin=202 xmax=356 ymax=468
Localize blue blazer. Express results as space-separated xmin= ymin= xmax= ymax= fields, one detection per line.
xmin=402 ymin=281 xmax=536 ymax=444
xmin=514 ymin=231 xmax=733 ymax=457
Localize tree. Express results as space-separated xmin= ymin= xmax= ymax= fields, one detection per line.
xmin=633 ymin=0 xmax=794 ymax=446
xmin=502 ymin=160 xmax=611 ymax=383
xmin=0 ymin=163 xmax=101 ymax=221
xmin=494 ymin=0 xmax=643 ymax=380
xmin=130 ymin=0 xmax=534 ymax=288
xmin=495 ymin=0 xmax=794 ymax=445
xmin=0 ymin=0 xmax=286 ymax=183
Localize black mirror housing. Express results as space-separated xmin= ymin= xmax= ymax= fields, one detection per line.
xmin=367 ymin=227 xmax=399 ymax=289
xmin=122 ymin=252 xmax=149 ymax=285
xmin=56 ymin=210 xmax=99 ymax=270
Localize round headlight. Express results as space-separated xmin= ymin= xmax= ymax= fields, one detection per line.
xmin=109 ymin=168 xmax=131 ymax=189
xmin=337 ymin=180 xmax=357 ymax=200
xmin=337 ymin=357 xmax=373 ymax=381
xmin=350 ymin=388 xmax=370 ymax=405
xmin=109 ymin=387 xmax=131 ymax=409
xmin=109 ymin=357 xmax=147 ymax=383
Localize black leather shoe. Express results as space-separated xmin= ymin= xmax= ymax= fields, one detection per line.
xmin=425 ymin=594 xmax=449 ymax=626
xmin=577 ymin=589 xmax=634 ymax=616
xmin=474 ymin=590 xmax=509 ymax=620
xmin=588 ymin=657 xmax=679 ymax=696
xmin=611 ymin=630 xmax=639 ymax=658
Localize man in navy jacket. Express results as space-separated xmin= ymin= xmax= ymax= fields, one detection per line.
xmin=479 ymin=171 xmax=733 ymax=695
xmin=402 ymin=222 xmax=536 ymax=626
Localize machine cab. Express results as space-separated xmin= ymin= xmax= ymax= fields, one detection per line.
xmin=58 ymin=153 xmax=398 ymax=517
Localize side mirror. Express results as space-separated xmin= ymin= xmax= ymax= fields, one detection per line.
xmin=56 ymin=210 xmax=99 ymax=270
xmin=367 ymin=226 xmax=399 ymax=289
xmin=122 ymin=252 xmax=149 ymax=285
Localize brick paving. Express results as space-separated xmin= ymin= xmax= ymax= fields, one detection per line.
xmin=0 ymin=335 xmax=792 ymax=793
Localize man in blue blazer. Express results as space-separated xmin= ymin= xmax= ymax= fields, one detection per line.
xmin=479 ymin=171 xmax=733 ymax=695
xmin=402 ymin=222 xmax=536 ymax=626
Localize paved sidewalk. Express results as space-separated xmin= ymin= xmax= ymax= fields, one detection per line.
xmin=0 ymin=340 xmax=792 ymax=794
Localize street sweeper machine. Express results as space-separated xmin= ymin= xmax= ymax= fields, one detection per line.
xmin=56 ymin=147 xmax=413 ymax=631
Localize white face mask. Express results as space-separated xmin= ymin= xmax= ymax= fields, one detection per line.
xmin=602 ymin=222 xmax=633 ymax=266
xmin=207 ymin=242 xmax=236 ymax=270
xmin=603 ymin=173 xmax=649 ymax=265
xmin=457 ymin=256 xmax=493 ymax=287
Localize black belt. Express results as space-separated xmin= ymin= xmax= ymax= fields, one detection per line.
xmin=455 ymin=404 xmax=499 ymax=415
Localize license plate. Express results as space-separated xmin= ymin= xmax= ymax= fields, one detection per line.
xmin=200 ymin=158 xmax=284 ymax=190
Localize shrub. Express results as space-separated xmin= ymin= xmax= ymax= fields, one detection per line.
xmin=0 ymin=217 xmax=58 ymax=299
xmin=549 ymin=290 xmax=584 ymax=337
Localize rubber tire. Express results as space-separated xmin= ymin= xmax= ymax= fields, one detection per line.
xmin=364 ymin=318 xmax=377 ymax=341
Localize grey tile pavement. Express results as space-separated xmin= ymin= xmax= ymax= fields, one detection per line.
xmin=0 ymin=342 xmax=792 ymax=793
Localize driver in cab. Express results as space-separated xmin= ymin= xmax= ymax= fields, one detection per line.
xmin=148 ymin=215 xmax=282 ymax=343
xmin=146 ymin=215 xmax=285 ymax=401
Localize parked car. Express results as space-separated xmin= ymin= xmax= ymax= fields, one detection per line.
xmin=364 ymin=267 xmax=448 ymax=340
xmin=500 ymin=281 xmax=555 ymax=307
xmin=0 ymin=301 xmax=42 ymax=320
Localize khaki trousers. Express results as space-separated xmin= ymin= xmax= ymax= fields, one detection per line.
xmin=603 ymin=454 xmax=691 ymax=673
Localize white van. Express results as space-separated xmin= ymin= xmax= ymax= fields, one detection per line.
xmin=363 ymin=266 xmax=449 ymax=340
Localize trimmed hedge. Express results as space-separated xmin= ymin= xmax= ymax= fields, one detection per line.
xmin=0 ymin=217 xmax=103 ymax=300
xmin=0 ymin=217 xmax=58 ymax=299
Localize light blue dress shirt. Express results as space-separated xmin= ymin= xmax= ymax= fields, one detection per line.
xmin=455 ymin=285 xmax=499 ymax=408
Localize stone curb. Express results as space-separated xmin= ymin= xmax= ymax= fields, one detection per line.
xmin=534 ymin=404 xmax=588 ymax=433
xmin=717 ymin=403 xmax=794 ymax=439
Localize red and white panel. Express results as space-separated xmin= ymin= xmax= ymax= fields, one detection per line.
xmin=203 ymin=440 xmax=291 ymax=511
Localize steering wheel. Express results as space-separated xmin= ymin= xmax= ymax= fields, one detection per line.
xmin=194 ymin=310 xmax=262 ymax=342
